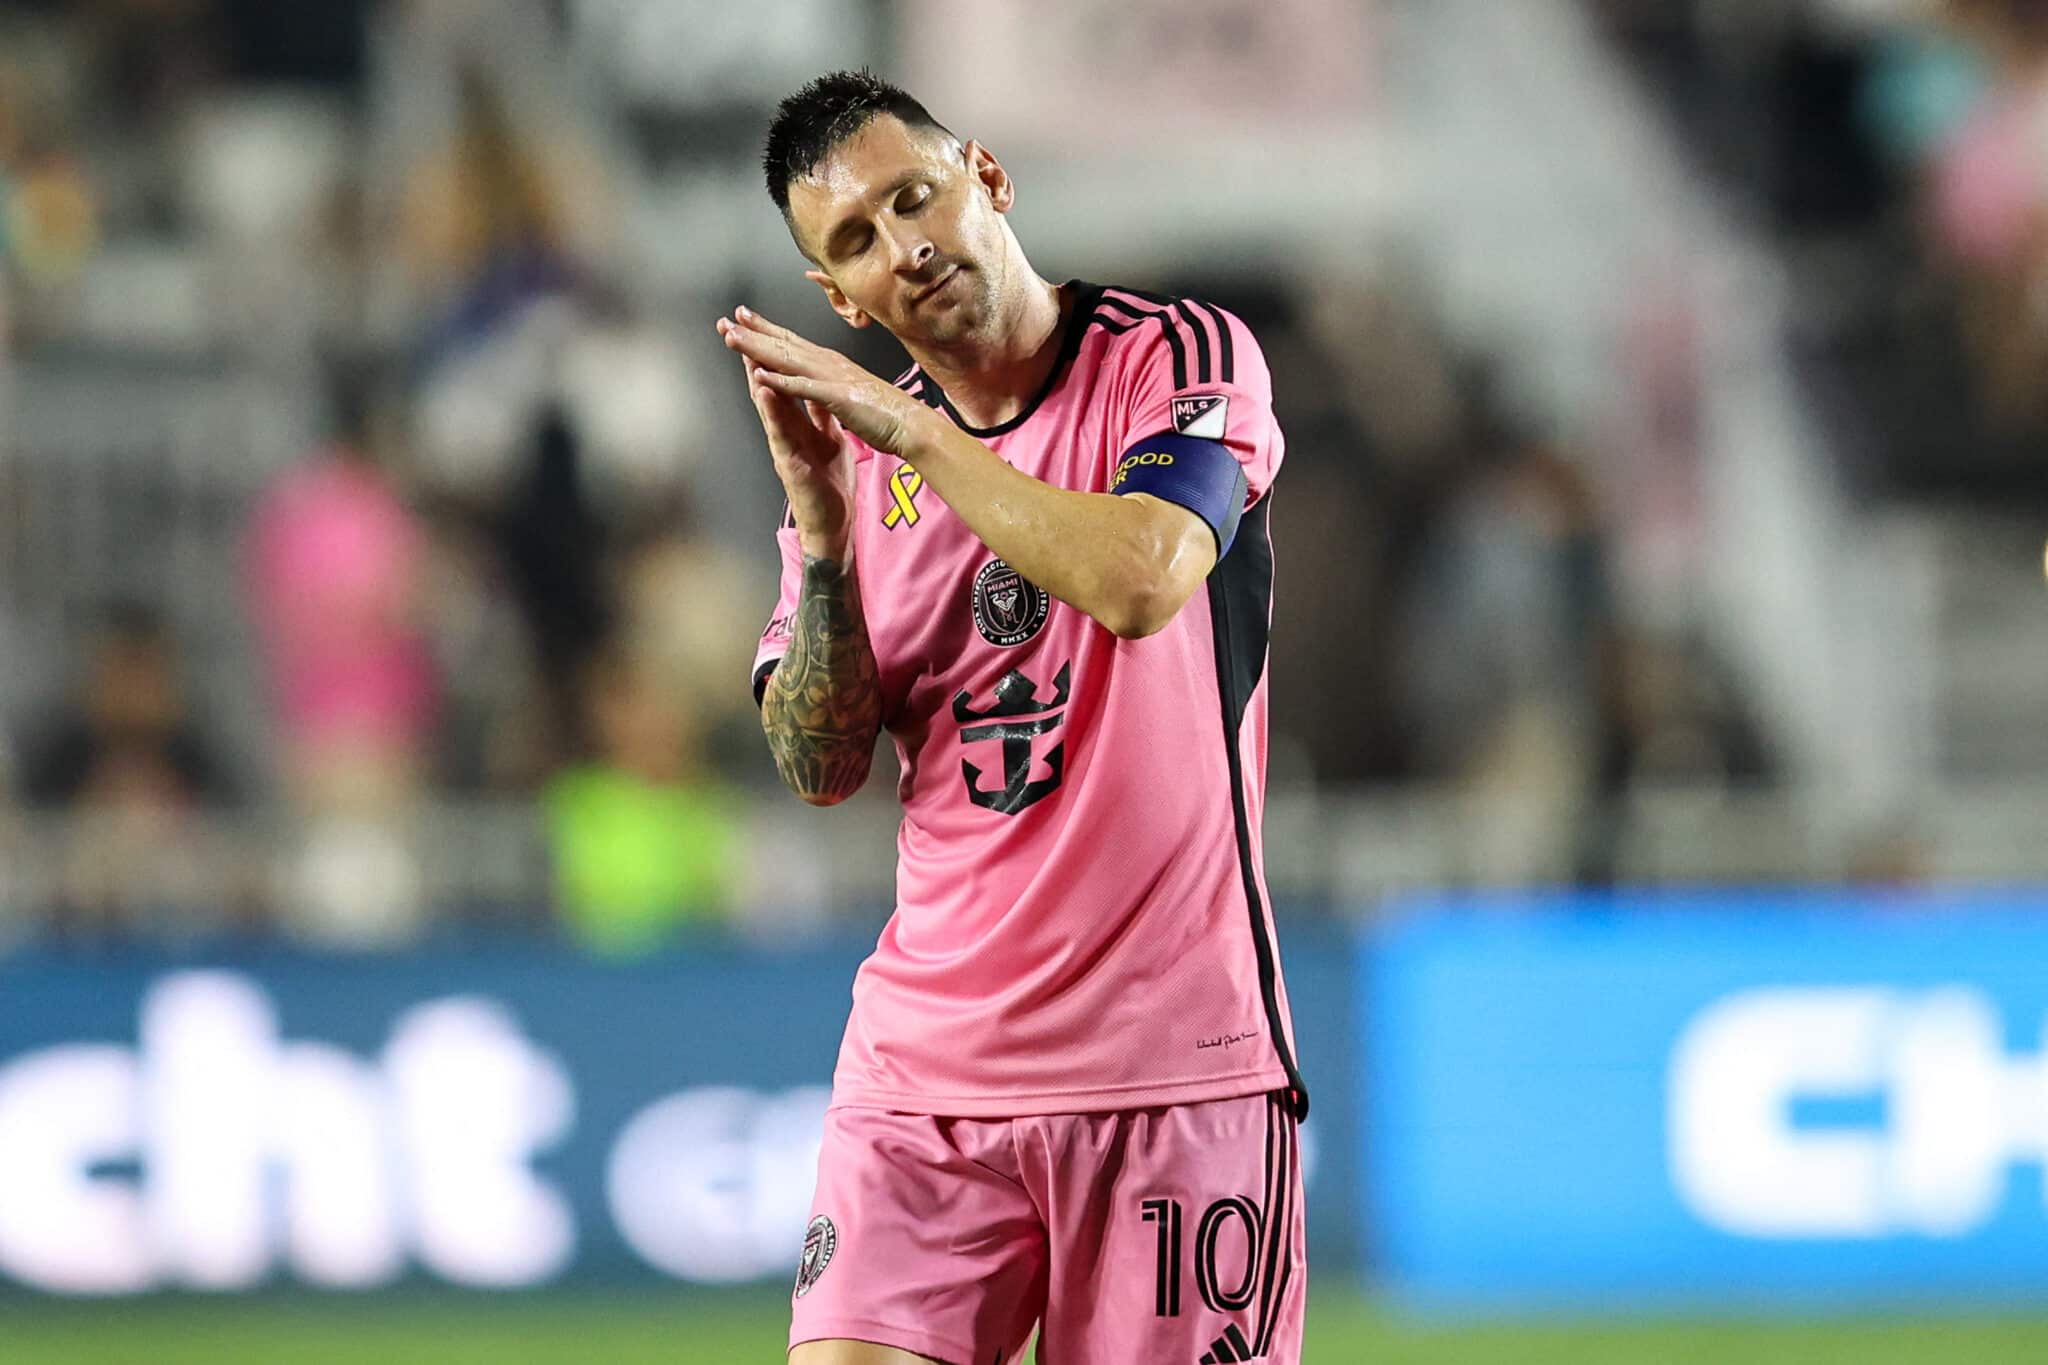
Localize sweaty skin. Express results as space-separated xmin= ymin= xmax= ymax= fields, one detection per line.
xmin=718 ymin=309 xmax=1214 ymax=645
xmin=725 ymin=115 xmax=1212 ymax=806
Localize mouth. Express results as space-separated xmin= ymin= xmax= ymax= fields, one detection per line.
xmin=912 ymin=266 xmax=959 ymax=306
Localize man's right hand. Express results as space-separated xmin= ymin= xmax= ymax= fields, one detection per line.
xmin=719 ymin=318 xmax=856 ymax=560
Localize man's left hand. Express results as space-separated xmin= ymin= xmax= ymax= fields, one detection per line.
xmin=718 ymin=307 xmax=935 ymax=458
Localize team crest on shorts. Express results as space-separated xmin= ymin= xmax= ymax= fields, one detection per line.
xmin=972 ymin=559 xmax=1050 ymax=647
xmin=794 ymin=1214 xmax=837 ymax=1298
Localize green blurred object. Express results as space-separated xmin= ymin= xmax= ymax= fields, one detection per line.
xmin=7 ymin=1292 xmax=2048 ymax=1364
xmin=543 ymin=768 xmax=741 ymax=956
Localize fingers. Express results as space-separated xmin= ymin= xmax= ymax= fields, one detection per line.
xmin=735 ymin=348 xmax=819 ymax=445
xmin=743 ymin=356 xmax=779 ymax=407
xmin=746 ymin=356 xmax=832 ymax=449
xmin=809 ymin=403 xmax=845 ymax=446
xmin=732 ymin=305 xmax=795 ymax=340
xmin=751 ymin=367 xmax=836 ymax=407
xmin=716 ymin=311 xmax=852 ymax=444
xmin=717 ymin=309 xmax=797 ymax=349
xmin=717 ymin=309 xmax=829 ymax=379
xmin=741 ymin=356 xmax=781 ymax=419
xmin=723 ymin=322 xmax=819 ymax=377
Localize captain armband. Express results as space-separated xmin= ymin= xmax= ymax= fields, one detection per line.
xmin=1109 ymin=432 xmax=1250 ymax=557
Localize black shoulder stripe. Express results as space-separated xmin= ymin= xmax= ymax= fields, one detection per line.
xmin=899 ymin=365 xmax=950 ymax=414
xmin=1150 ymin=311 xmax=1189 ymax=390
xmin=1174 ymin=300 xmax=1213 ymax=386
xmin=1108 ymin=290 xmax=1237 ymax=387
xmin=1190 ymin=299 xmax=1235 ymax=384
xmin=1099 ymin=294 xmax=1189 ymax=390
xmin=898 ymin=367 xmax=939 ymax=408
xmin=1084 ymin=312 xmax=1148 ymax=336
xmin=1097 ymin=294 xmax=1159 ymax=320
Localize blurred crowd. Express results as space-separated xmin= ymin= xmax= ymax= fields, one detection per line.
xmin=1599 ymin=0 xmax=2048 ymax=497
xmin=0 ymin=0 xmax=1795 ymax=956
xmin=0 ymin=0 xmax=758 ymax=953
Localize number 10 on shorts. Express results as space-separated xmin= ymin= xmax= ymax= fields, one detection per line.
xmin=1140 ymin=1196 xmax=1262 ymax=1318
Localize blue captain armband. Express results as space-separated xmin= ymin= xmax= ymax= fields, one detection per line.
xmin=1109 ymin=432 xmax=1250 ymax=557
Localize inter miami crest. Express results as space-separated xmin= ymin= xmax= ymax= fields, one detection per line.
xmin=794 ymin=1214 xmax=836 ymax=1299
xmin=972 ymin=558 xmax=1050 ymax=647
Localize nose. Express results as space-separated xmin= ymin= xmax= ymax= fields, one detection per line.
xmin=892 ymin=234 xmax=935 ymax=277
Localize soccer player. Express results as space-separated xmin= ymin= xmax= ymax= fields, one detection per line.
xmin=721 ymin=70 xmax=1307 ymax=1365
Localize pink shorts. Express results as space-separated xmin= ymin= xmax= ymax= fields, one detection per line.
xmin=788 ymin=1091 xmax=1306 ymax=1364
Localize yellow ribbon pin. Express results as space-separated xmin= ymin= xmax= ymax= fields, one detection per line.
xmin=883 ymin=464 xmax=923 ymax=529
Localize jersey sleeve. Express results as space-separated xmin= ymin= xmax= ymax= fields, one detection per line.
xmin=751 ymin=509 xmax=804 ymax=705
xmin=1108 ymin=298 xmax=1283 ymax=508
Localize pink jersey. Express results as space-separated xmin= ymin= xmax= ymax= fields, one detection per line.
xmin=753 ymin=282 xmax=1304 ymax=1118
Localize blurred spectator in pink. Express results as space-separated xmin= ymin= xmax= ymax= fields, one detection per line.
xmin=1930 ymin=1 xmax=2048 ymax=256
xmin=1922 ymin=0 xmax=2048 ymax=425
xmin=247 ymin=369 xmax=437 ymax=947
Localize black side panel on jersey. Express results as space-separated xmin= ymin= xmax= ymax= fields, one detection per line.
xmin=1205 ymin=497 xmax=1308 ymax=1119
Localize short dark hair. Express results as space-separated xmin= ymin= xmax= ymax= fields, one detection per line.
xmin=763 ymin=69 xmax=954 ymax=218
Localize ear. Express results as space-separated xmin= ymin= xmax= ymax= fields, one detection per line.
xmin=805 ymin=268 xmax=871 ymax=329
xmin=962 ymin=139 xmax=1015 ymax=215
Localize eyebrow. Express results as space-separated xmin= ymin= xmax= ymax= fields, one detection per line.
xmin=820 ymin=170 xmax=927 ymax=260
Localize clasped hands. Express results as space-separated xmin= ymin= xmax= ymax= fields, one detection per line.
xmin=716 ymin=306 xmax=934 ymax=460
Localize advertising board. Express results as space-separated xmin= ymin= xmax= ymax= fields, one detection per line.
xmin=0 ymin=921 xmax=1351 ymax=1295
xmin=1364 ymin=894 xmax=2048 ymax=1308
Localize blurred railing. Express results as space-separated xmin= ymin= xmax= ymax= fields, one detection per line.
xmin=1385 ymin=0 xmax=1939 ymax=820
xmin=1 ymin=351 xmax=314 ymax=788
xmin=0 ymin=781 xmax=2020 ymax=952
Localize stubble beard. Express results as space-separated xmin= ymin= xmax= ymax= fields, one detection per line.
xmin=914 ymin=264 xmax=999 ymax=350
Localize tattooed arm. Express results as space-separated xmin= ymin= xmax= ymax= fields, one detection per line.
xmin=760 ymin=553 xmax=882 ymax=806
xmin=713 ymin=314 xmax=880 ymax=807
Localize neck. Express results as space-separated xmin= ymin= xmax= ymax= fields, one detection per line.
xmin=907 ymin=269 xmax=1067 ymax=431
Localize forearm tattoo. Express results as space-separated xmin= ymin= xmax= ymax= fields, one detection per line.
xmin=761 ymin=554 xmax=881 ymax=802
